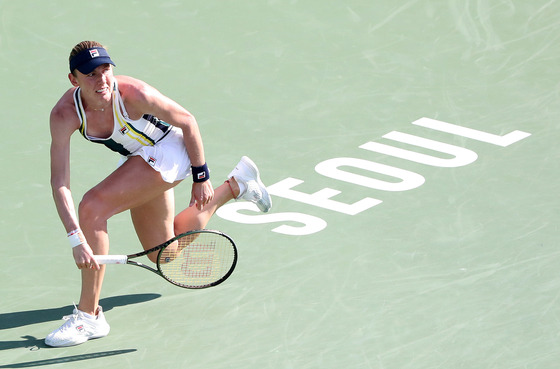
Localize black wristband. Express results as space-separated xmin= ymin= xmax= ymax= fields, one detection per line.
xmin=192 ymin=163 xmax=210 ymax=183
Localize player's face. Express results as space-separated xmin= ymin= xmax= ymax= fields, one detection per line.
xmin=69 ymin=64 xmax=114 ymax=105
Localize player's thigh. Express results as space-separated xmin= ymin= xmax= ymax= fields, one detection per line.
xmin=80 ymin=156 xmax=179 ymax=220
xmin=130 ymin=187 xmax=177 ymax=251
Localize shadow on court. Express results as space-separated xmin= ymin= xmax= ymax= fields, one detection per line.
xmin=0 ymin=293 xmax=160 ymax=331
xmin=0 ymin=335 xmax=49 ymax=352
xmin=0 ymin=295 xmax=154 ymax=368
xmin=0 ymin=349 xmax=137 ymax=368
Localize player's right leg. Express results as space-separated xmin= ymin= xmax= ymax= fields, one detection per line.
xmin=45 ymin=156 xmax=177 ymax=347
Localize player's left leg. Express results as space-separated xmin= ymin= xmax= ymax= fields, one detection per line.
xmin=130 ymin=187 xmax=178 ymax=263
xmin=173 ymin=156 xmax=272 ymax=234
xmin=172 ymin=180 xmax=238 ymax=236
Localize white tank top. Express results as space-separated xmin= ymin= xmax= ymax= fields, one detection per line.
xmin=73 ymin=79 xmax=176 ymax=156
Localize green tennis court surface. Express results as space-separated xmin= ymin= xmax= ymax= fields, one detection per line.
xmin=2 ymin=1 xmax=559 ymax=368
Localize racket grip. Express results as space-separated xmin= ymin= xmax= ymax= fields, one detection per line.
xmin=94 ymin=255 xmax=128 ymax=264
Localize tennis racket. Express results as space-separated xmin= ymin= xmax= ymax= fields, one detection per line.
xmin=93 ymin=229 xmax=237 ymax=289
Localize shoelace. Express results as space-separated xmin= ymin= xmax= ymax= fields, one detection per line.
xmin=61 ymin=303 xmax=81 ymax=324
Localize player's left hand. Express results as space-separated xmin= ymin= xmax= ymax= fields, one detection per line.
xmin=190 ymin=180 xmax=214 ymax=210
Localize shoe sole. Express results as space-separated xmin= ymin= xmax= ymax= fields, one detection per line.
xmin=45 ymin=329 xmax=109 ymax=347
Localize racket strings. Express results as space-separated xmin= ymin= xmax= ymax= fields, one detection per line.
xmin=158 ymin=232 xmax=236 ymax=288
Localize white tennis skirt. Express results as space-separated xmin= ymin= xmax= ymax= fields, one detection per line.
xmin=118 ymin=127 xmax=191 ymax=183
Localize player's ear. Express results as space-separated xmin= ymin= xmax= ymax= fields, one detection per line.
xmin=68 ymin=72 xmax=79 ymax=87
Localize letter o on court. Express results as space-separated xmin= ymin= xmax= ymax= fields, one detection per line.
xmin=315 ymin=157 xmax=425 ymax=192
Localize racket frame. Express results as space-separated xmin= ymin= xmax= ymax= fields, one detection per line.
xmin=93 ymin=229 xmax=238 ymax=289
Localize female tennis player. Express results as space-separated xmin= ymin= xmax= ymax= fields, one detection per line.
xmin=45 ymin=41 xmax=271 ymax=347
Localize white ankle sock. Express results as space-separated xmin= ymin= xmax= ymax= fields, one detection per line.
xmin=234 ymin=177 xmax=246 ymax=198
xmin=80 ymin=310 xmax=96 ymax=319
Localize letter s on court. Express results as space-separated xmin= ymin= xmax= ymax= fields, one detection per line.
xmin=216 ymin=202 xmax=327 ymax=236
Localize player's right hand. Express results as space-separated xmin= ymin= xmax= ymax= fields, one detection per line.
xmin=72 ymin=243 xmax=101 ymax=270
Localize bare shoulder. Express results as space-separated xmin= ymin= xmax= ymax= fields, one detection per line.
xmin=115 ymin=75 xmax=171 ymax=118
xmin=50 ymin=88 xmax=80 ymax=132
xmin=116 ymin=75 xmax=157 ymax=100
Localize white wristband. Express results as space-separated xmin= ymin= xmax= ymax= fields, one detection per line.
xmin=67 ymin=229 xmax=84 ymax=248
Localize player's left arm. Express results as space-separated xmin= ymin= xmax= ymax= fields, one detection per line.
xmin=120 ymin=76 xmax=214 ymax=210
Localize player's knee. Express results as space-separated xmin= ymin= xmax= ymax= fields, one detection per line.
xmin=173 ymin=220 xmax=182 ymax=237
xmin=78 ymin=188 xmax=110 ymax=225
xmin=147 ymin=252 xmax=158 ymax=264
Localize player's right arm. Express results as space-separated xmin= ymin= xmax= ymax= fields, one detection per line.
xmin=49 ymin=90 xmax=98 ymax=269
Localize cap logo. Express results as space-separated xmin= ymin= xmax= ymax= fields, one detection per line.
xmin=89 ymin=49 xmax=100 ymax=58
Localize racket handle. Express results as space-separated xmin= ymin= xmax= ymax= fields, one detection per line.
xmin=94 ymin=255 xmax=128 ymax=264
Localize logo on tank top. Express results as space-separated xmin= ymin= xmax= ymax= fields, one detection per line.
xmin=148 ymin=156 xmax=157 ymax=166
xmin=119 ymin=126 xmax=129 ymax=135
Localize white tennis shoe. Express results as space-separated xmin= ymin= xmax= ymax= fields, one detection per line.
xmin=229 ymin=156 xmax=272 ymax=213
xmin=45 ymin=305 xmax=110 ymax=347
